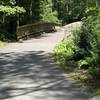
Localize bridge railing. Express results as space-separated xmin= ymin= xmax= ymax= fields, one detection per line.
xmin=16 ymin=22 xmax=61 ymax=40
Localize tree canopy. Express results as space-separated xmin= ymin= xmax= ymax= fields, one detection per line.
xmin=0 ymin=0 xmax=100 ymax=41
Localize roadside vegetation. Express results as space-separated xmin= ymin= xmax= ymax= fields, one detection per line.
xmin=54 ymin=1 xmax=100 ymax=98
xmin=0 ymin=41 xmax=5 ymax=47
xmin=0 ymin=0 xmax=96 ymax=42
xmin=0 ymin=0 xmax=100 ymax=98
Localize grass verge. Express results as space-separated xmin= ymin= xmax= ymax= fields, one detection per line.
xmin=0 ymin=41 xmax=6 ymax=48
xmin=63 ymin=67 xmax=100 ymax=99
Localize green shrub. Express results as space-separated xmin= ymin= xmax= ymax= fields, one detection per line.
xmin=54 ymin=35 xmax=77 ymax=67
xmin=54 ymin=7 xmax=100 ymax=78
xmin=73 ymin=8 xmax=100 ymax=78
xmin=88 ymin=67 xmax=100 ymax=79
xmin=0 ymin=32 xmax=16 ymax=42
xmin=41 ymin=12 xmax=60 ymax=23
xmin=71 ymin=28 xmax=89 ymax=61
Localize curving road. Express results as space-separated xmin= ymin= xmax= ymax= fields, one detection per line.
xmin=0 ymin=32 xmax=97 ymax=100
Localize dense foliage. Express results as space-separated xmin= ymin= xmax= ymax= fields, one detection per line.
xmin=0 ymin=0 xmax=26 ymax=41
xmin=53 ymin=0 xmax=98 ymax=24
xmin=0 ymin=0 xmax=59 ymax=41
xmin=75 ymin=8 xmax=100 ymax=78
xmin=54 ymin=35 xmax=76 ymax=66
xmin=54 ymin=1 xmax=100 ymax=79
xmin=1 ymin=0 xmax=99 ymax=41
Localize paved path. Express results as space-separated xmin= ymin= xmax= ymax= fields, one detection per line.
xmin=0 ymin=32 xmax=97 ymax=100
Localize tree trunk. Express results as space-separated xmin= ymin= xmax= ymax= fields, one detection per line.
xmin=30 ymin=0 xmax=33 ymax=23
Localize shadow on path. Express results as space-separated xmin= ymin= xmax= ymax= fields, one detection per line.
xmin=0 ymin=51 xmax=93 ymax=100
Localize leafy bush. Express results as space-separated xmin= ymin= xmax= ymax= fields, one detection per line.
xmin=54 ymin=9 xmax=100 ymax=78
xmin=41 ymin=12 xmax=60 ymax=23
xmin=0 ymin=5 xmax=26 ymax=16
xmin=88 ymin=67 xmax=100 ymax=79
xmin=0 ymin=32 xmax=16 ymax=41
xmin=54 ymin=34 xmax=77 ymax=67
xmin=73 ymin=8 xmax=100 ymax=78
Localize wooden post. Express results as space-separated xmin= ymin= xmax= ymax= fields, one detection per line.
xmin=2 ymin=13 xmax=5 ymax=24
xmin=17 ymin=0 xmax=20 ymax=27
xmin=16 ymin=0 xmax=19 ymax=41
xmin=30 ymin=0 xmax=33 ymax=23
xmin=17 ymin=14 xmax=19 ymax=28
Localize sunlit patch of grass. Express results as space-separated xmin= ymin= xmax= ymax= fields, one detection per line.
xmin=0 ymin=41 xmax=6 ymax=47
xmin=68 ymin=69 xmax=88 ymax=81
xmin=96 ymin=89 xmax=100 ymax=100
xmin=96 ymin=90 xmax=100 ymax=99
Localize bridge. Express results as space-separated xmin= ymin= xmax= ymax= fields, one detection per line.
xmin=16 ymin=22 xmax=61 ymax=41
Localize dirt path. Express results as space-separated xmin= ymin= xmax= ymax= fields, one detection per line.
xmin=0 ymin=32 xmax=97 ymax=100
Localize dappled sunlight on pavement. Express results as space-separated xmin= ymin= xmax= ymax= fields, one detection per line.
xmin=0 ymin=32 xmax=97 ymax=100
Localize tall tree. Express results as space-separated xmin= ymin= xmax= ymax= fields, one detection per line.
xmin=0 ymin=0 xmax=25 ymax=40
xmin=40 ymin=0 xmax=58 ymax=22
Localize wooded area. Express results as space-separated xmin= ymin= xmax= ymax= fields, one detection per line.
xmin=0 ymin=0 xmax=100 ymax=98
xmin=0 ymin=0 xmax=99 ymax=41
xmin=54 ymin=0 xmax=100 ymax=89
